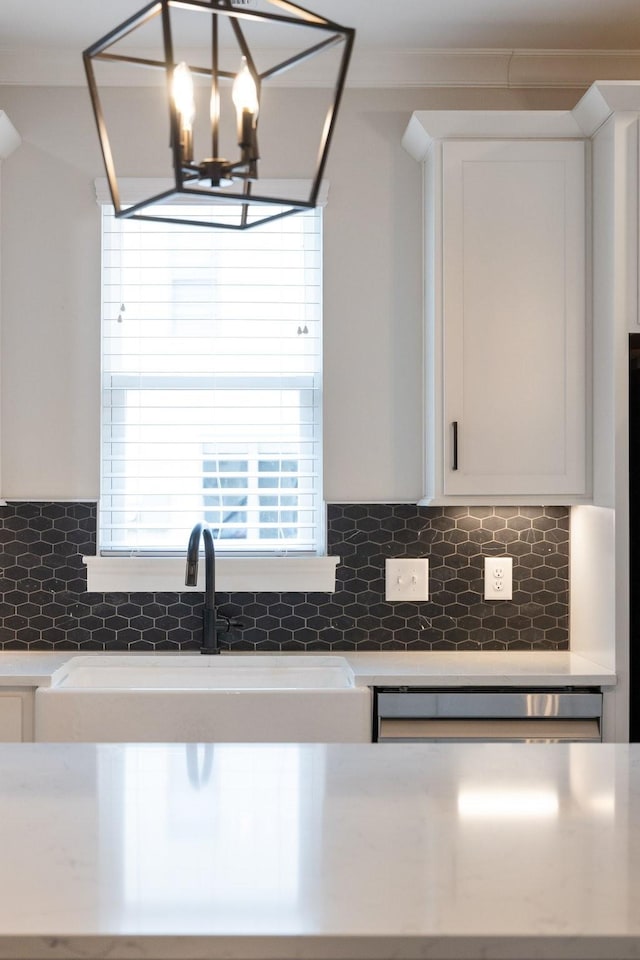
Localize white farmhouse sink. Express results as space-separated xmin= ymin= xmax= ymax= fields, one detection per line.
xmin=34 ymin=655 xmax=372 ymax=744
xmin=49 ymin=655 xmax=355 ymax=690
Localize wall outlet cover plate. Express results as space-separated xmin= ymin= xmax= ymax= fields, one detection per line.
xmin=484 ymin=556 xmax=513 ymax=600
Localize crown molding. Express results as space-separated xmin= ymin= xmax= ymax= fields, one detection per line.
xmin=402 ymin=109 xmax=585 ymax=159
xmin=2 ymin=46 xmax=640 ymax=88
xmin=402 ymin=82 xmax=640 ymax=161
xmin=572 ymin=80 xmax=640 ymax=136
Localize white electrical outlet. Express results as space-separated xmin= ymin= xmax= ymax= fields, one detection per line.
xmin=385 ymin=558 xmax=429 ymax=601
xmin=484 ymin=557 xmax=513 ymax=600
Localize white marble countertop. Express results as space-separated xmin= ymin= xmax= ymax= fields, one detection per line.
xmin=0 ymin=649 xmax=616 ymax=688
xmin=0 ymin=740 xmax=637 ymax=959
xmin=341 ymin=650 xmax=615 ymax=687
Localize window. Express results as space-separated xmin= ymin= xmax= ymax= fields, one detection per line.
xmin=100 ymin=200 xmax=323 ymax=556
xmin=202 ymin=453 xmax=300 ymax=542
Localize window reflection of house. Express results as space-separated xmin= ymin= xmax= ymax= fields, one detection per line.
xmin=100 ymin=743 xmax=323 ymax=933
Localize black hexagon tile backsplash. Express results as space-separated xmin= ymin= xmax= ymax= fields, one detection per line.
xmin=0 ymin=502 xmax=569 ymax=651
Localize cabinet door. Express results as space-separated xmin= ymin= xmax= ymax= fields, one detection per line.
xmin=441 ymin=139 xmax=587 ymax=498
xmin=0 ymin=689 xmax=34 ymax=741
xmin=0 ymin=695 xmax=24 ymax=741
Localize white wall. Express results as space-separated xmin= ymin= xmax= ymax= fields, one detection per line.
xmin=0 ymin=83 xmax=579 ymax=503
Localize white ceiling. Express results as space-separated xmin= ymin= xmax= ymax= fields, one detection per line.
xmin=2 ymin=0 xmax=640 ymax=51
xmin=2 ymin=0 xmax=640 ymax=87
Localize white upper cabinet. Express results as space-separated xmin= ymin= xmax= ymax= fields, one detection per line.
xmin=442 ymin=139 xmax=587 ymax=498
xmin=403 ymin=113 xmax=590 ymax=504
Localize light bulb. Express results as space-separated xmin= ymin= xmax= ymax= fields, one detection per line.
xmin=210 ymin=87 xmax=220 ymax=127
xmin=173 ymin=61 xmax=195 ymax=130
xmin=232 ymin=57 xmax=259 ymax=118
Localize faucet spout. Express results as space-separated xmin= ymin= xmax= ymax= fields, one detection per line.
xmin=185 ymin=522 xmax=219 ymax=654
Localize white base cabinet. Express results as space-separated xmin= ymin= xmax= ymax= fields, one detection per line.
xmin=0 ymin=689 xmax=34 ymax=741
xmin=403 ymin=113 xmax=590 ymax=504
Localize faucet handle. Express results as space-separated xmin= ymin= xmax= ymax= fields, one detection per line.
xmin=215 ymin=614 xmax=244 ymax=634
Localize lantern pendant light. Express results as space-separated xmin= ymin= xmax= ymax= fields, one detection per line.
xmin=83 ymin=0 xmax=355 ymax=229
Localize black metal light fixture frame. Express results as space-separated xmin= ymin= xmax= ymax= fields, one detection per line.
xmin=83 ymin=0 xmax=355 ymax=229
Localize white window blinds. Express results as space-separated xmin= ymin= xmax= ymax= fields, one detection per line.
xmin=100 ymin=202 xmax=323 ymax=555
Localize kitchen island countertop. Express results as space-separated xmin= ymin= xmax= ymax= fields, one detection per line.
xmin=0 ymin=739 xmax=637 ymax=960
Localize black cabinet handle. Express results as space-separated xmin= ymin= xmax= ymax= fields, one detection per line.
xmin=452 ymin=421 xmax=459 ymax=471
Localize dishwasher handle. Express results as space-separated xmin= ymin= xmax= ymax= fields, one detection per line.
xmin=377 ymin=717 xmax=602 ymax=743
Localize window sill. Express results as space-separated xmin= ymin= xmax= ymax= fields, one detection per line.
xmin=83 ymin=555 xmax=340 ymax=594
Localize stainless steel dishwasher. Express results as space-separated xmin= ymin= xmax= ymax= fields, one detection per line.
xmin=373 ymin=687 xmax=603 ymax=742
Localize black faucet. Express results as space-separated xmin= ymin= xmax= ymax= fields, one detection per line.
xmin=185 ymin=522 xmax=221 ymax=655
